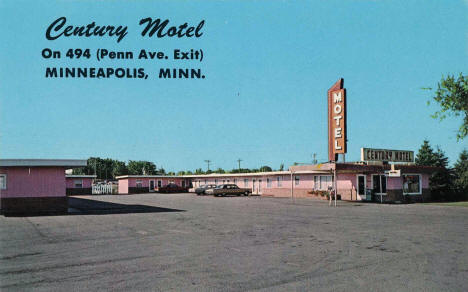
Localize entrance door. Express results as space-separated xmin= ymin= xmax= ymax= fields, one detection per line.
xmin=258 ymin=179 xmax=262 ymax=195
xmin=372 ymin=174 xmax=387 ymax=196
xmin=252 ymin=179 xmax=257 ymax=194
xmin=356 ymin=175 xmax=366 ymax=200
xmin=149 ymin=180 xmax=155 ymax=192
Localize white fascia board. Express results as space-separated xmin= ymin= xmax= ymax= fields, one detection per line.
xmin=0 ymin=159 xmax=87 ymax=168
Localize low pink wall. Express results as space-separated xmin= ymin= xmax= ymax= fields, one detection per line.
xmin=65 ymin=177 xmax=93 ymax=188
xmin=118 ymin=179 xmax=129 ymax=194
xmin=0 ymin=167 xmax=66 ymax=198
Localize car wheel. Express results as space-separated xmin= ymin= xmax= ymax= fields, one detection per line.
xmin=245 ymin=192 xmax=249 ymax=196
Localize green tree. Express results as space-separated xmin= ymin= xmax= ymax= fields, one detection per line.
xmin=415 ymin=141 xmax=454 ymax=201
xmin=454 ymin=149 xmax=468 ymax=199
xmin=279 ymin=163 xmax=284 ymax=171
xmin=259 ymin=166 xmax=272 ymax=172
xmin=127 ymin=160 xmax=157 ymax=175
xmin=194 ymin=168 xmax=205 ymax=175
xmin=112 ymin=160 xmax=128 ymax=177
xmin=415 ymin=140 xmax=438 ymax=166
xmin=427 ymin=73 xmax=468 ymax=140
xmin=214 ymin=168 xmax=225 ymax=174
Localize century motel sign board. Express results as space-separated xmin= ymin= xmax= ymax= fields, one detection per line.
xmin=361 ymin=148 xmax=414 ymax=163
xmin=328 ymin=78 xmax=347 ymax=161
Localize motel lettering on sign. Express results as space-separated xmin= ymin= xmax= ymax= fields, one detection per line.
xmin=328 ymin=79 xmax=347 ymax=161
xmin=360 ymin=148 xmax=414 ymax=163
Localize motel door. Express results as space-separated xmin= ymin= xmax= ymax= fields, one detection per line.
xmin=149 ymin=180 xmax=155 ymax=192
xmin=356 ymin=175 xmax=366 ymax=200
xmin=258 ymin=179 xmax=262 ymax=195
xmin=252 ymin=179 xmax=257 ymax=195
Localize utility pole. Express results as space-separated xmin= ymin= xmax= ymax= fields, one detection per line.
xmin=237 ymin=158 xmax=242 ymax=171
xmin=313 ymin=153 xmax=317 ymax=164
xmin=204 ymin=160 xmax=211 ymax=171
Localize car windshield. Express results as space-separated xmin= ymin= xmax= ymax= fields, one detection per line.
xmin=215 ymin=185 xmax=224 ymax=189
xmin=199 ymin=185 xmax=206 ymax=188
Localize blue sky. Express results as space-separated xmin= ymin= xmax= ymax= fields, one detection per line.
xmin=0 ymin=0 xmax=467 ymax=171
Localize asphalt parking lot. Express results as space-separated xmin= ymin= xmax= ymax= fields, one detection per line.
xmin=1 ymin=193 xmax=467 ymax=291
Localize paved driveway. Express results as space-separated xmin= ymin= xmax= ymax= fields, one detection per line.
xmin=1 ymin=193 xmax=467 ymax=291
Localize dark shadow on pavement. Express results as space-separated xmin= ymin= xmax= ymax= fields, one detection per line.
xmin=68 ymin=197 xmax=185 ymax=215
xmin=2 ymin=197 xmax=185 ymax=217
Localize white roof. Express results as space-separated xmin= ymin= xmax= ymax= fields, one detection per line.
xmin=184 ymin=169 xmax=330 ymax=178
xmin=0 ymin=159 xmax=87 ymax=168
xmin=66 ymin=174 xmax=97 ymax=178
xmin=115 ymin=175 xmax=181 ymax=179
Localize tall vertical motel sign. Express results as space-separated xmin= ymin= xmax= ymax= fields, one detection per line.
xmin=328 ymin=78 xmax=347 ymax=162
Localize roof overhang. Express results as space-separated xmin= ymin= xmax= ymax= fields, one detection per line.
xmin=66 ymin=174 xmax=97 ymax=178
xmin=0 ymin=159 xmax=87 ymax=168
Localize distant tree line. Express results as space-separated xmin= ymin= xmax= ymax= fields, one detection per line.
xmin=176 ymin=165 xmax=284 ymax=176
xmin=72 ymin=157 xmax=164 ymax=180
xmin=415 ymin=140 xmax=468 ymax=201
xmin=73 ymin=157 xmax=286 ymax=180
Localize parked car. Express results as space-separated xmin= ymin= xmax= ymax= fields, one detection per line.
xmin=205 ymin=184 xmax=251 ymax=197
xmin=156 ymin=183 xmax=188 ymax=193
xmin=195 ymin=184 xmax=217 ymax=195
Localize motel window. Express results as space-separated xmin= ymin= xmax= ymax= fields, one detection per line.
xmin=136 ymin=180 xmax=143 ymax=188
xmin=244 ymin=179 xmax=249 ymax=187
xmin=372 ymin=175 xmax=387 ymax=194
xmin=73 ymin=179 xmax=83 ymax=188
xmin=267 ymin=178 xmax=272 ymax=188
xmin=314 ymin=176 xmax=333 ymax=190
xmin=157 ymin=180 xmax=162 ymax=187
xmin=403 ymin=174 xmax=421 ymax=194
xmin=277 ymin=176 xmax=282 ymax=187
xmin=295 ymin=176 xmax=300 ymax=185
xmin=0 ymin=174 xmax=6 ymax=189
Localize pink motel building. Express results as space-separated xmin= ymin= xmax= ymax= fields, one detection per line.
xmin=0 ymin=159 xmax=87 ymax=215
xmin=185 ymin=162 xmax=435 ymax=202
xmin=116 ymin=175 xmax=191 ymax=194
xmin=65 ymin=174 xmax=96 ymax=195
xmin=116 ymin=162 xmax=437 ymax=203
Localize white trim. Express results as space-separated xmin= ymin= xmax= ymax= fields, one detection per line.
xmin=356 ymin=174 xmax=366 ymax=200
xmin=0 ymin=174 xmax=7 ymax=190
xmin=0 ymin=159 xmax=87 ymax=167
xmin=402 ymin=173 xmax=422 ymax=195
xmin=149 ymin=179 xmax=155 ymax=192
xmin=115 ymin=175 xmax=180 ymax=179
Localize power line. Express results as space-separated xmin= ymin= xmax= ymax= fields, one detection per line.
xmin=237 ymin=158 xmax=242 ymax=170
xmin=204 ymin=160 xmax=211 ymax=171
